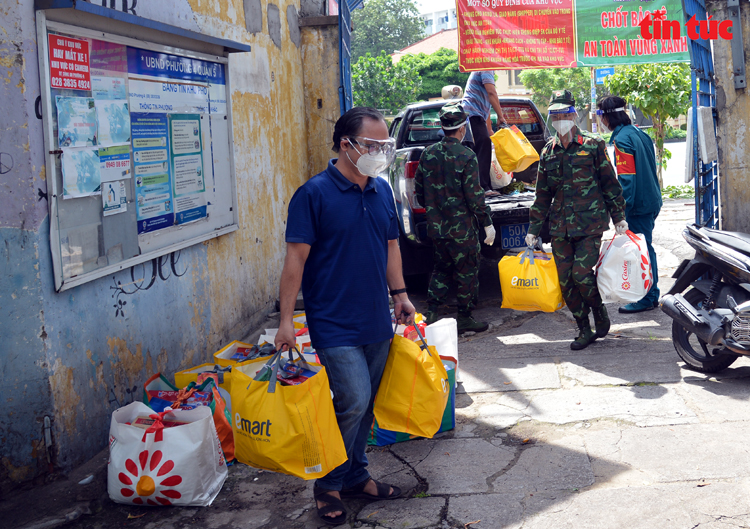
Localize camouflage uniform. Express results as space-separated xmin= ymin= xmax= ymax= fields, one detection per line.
xmin=528 ymin=124 xmax=626 ymax=321
xmin=415 ymin=104 xmax=493 ymax=315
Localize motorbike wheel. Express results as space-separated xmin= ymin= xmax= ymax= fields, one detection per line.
xmin=672 ymin=288 xmax=739 ymax=373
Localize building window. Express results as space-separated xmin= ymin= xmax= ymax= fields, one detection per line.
xmin=508 ymin=69 xmax=523 ymax=86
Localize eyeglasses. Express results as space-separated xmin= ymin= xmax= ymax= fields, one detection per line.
xmin=347 ymin=137 xmax=396 ymax=157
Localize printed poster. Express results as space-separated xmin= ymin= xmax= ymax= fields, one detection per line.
xmin=457 ymin=0 xmax=576 ymax=71
xmin=99 ymin=145 xmax=131 ymax=182
xmin=169 ymin=114 xmax=207 ymax=225
xmin=48 ymin=34 xmax=91 ymax=91
xmin=90 ymin=40 xmax=128 ymax=100
xmin=92 ymin=76 xmax=128 ymax=100
xmin=131 ymin=113 xmax=174 ymax=233
xmin=102 ymin=180 xmax=128 ymax=216
xmin=96 ymin=100 xmax=131 ymax=146
xmin=56 ymin=96 xmax=98 ymax=147
xmin=575 ymin=0 xmax=689 ymax=67
xmin=61 ymin=147 xmax=101 ymax=198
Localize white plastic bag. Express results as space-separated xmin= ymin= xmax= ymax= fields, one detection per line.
xmin=108 ymin=402 xmax=227 ymax=507
xmin=595 ymin=231 xmax=653 ymax=303
xmin=425 ymin=318 xmax=459 ymax=381
xmin=490 ymin=147 xmax=513 ymax=189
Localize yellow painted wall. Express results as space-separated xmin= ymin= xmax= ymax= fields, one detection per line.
xmin=179 ymin=0 xmax=313 ymax=346
xmin=709 ymin=0 xmax=750 ymax=232
xmin=301 ymin=22 xmax=341 ymax=175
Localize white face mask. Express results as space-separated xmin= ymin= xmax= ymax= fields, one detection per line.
xmin=552 ymin=119 xmax=575 ymax=135
xmin=348 ymin=149 xmax=389 ymax=177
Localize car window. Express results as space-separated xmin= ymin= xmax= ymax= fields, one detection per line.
xmin=390 ymin=117 xmax=402 ymax=139
xmin=491 ymin=105 xmax=543 ymax=135
xmin=405 ymin=108 xmax=443 ymax=145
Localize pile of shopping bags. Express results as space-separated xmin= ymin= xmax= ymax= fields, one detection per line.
xmin=106 ymin=312 xmax=461 ymax=507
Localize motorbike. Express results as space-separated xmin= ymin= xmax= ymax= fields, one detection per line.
xmin=661 ymin=223 xmax=750 ymax=373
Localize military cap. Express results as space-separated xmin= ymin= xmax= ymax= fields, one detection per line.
xmin=439 ymin=102 xmax=468 ymax=130
xmin=548 ymin=89 xmax=575 ymax=111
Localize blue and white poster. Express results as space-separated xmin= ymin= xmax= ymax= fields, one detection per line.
xmin=96 ymin=100 xmax=131 ymax=146
xmin=56 ymin=96 xmax=98 ymax=147
xmin=169 ymin=114 xmax=206 ymax=225
xmin=131 ymin=113 xmax=174 ymax=233
xmin=61 ymin=147 xmax=101 ymax=198
xmin=102 ymin=180 xmax=127 ymax=216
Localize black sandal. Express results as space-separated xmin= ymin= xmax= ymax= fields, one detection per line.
xmin=340 ymin=477 xmax=402 ymax=501
xmin=313 ymin=485 xmax=347 ymax=526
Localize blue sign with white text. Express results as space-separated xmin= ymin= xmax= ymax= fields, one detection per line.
xmin=127 ymin=47 xmax=225 ymax=84
xmin=595 ymin=67 xmax=615 ymax=85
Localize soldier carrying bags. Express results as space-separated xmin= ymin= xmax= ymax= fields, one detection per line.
xmin=525 ymin=90 xmax=628 ymax=350
xmin=415 ymin=102 xmax=496 ymax=334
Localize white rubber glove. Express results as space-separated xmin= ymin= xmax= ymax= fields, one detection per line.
xmin=525 ymin=233 xmax=538 ymax=248
xmin=614 ymin=220 xmax=629 ymax=235
xmin=484 ymin=225 xmax=496 ymax=246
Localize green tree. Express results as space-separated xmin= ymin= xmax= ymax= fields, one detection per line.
xmin=604 ymin=63 xmax=691 ymax=187
xmin=351 ymin=0 xmax=425 ymax=61
xmin=519 ymin=68 xmax=592 ymax=116
xmin=352 ymin=51 xmax=421 ymax=114
xmin=398 ymin=48 xmax=469 ymax=100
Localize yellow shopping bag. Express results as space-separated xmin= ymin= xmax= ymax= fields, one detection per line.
xmin=499 ymin=248 xmax=565 ymax=312
xmin=213 ymin=340 xmax=256 ymax=367
xmin=490 ymin=125 xmax=540 ymax=173
xmin=373 ymin=326 xmax=450 ymax=439
xmin=230 ymin=348 xmax=346 ymax=480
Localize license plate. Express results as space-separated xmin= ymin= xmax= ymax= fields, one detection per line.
xmin=501 ymin=223 xmax=529 ymax=249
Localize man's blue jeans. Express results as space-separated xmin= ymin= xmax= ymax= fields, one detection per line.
xmin=627 ymin=211 xmax=660 ymax=305
xmin=315 ymin=339 xmax=391 ymax=491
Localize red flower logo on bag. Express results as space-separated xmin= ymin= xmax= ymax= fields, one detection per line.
xmin=622 ymin=282 xmax=631 ymax=290
xmin=118 ymin=450 xmax=183 ymax=505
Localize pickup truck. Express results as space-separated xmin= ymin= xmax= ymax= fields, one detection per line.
xmin=386 ymin=98 xmax=551 ymax=276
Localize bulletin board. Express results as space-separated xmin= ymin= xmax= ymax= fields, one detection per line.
xmin=36 ymin=12 xmax=241 ymax=292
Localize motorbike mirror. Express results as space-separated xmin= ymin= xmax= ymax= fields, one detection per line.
xmin=727 ymin=295 xmax=738 ymax=312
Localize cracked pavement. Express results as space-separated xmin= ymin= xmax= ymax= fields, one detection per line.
xmin=12 ymin=200 xmax=750 ymax=529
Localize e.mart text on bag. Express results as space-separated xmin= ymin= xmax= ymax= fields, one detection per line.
xmin=511 ymin=276 xmax=539 ymax=288
xmin=235 ymin=412 xmax=273 ymax=439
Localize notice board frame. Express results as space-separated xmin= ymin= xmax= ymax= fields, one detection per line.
xmin=36 ymin=9 xmax=243 ymax=292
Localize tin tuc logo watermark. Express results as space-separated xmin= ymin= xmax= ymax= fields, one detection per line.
xmin=638 ymin=7 xmax=733 ymax=41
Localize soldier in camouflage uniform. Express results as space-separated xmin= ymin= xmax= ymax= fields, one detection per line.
xmin=415 ymin=102 xmax=497 ymax=333
xmin=526 ymin=90 xmax=628 ymax=350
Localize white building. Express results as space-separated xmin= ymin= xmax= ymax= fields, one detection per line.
xmin=416 ymin=0 xmax=457 ymax=36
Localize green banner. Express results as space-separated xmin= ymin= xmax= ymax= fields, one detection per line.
xmin=575 ymin=0 xmax=690 ymax=67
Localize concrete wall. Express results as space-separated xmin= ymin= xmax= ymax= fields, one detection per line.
xmin=708 ymin=0 xmax=750 ymax=232
xmin=1 ymin=0 xmax=337 ymax=488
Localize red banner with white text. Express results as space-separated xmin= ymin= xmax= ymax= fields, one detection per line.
xmin=457 ymin=0 xmax=576 ymax=71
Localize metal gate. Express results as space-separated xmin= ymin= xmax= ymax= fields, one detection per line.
xmin=338 ymin=0 xmax=362 ymax=114
xmin=683 ymin=0 xmax=721 ymax=228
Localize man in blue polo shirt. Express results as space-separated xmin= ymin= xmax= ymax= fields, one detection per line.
xmin=275 ymin=107 xmax=415 ymax=526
